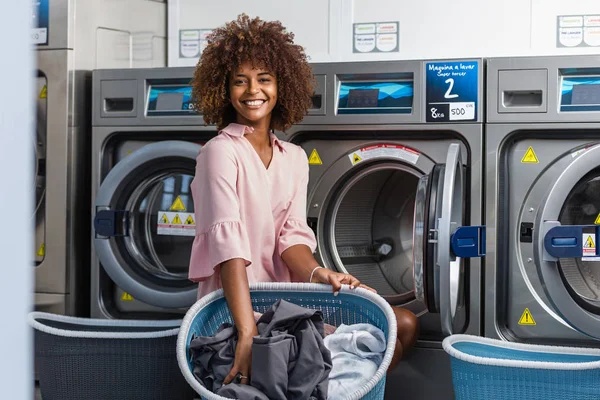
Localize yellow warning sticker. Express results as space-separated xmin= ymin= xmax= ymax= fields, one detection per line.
xmin=171 ymin=214 xmax=182 ymax=225
xmin=351 ymin=153 xmax=363 ymax=165
xmin=185 ymin=215 xmax=195 ymax=225
xmin=39 ymin=85 xmax=47 ymax=99
xmin=521 ymin=146 xmax=539 ymax=164
xmin=37 ymin=242 xmax=45 ymax=257
xmin=169 ymin=196 xmax=187 ymax=211
xmin=160 ymin=213 xmax=169 ymax=224
xmin=518 ymin=308 xmax=536 ymax=325
xmin=121 ymin=292 xmax=134 ymax=301
xmin=583 ymin=233 xmax=596 ymax=256
xmin=308 ymin=149 xmax=323 ymax=165
xmin=595 ymin=213 xmax=600 ymax=225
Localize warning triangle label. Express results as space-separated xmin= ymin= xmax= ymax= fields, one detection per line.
xmin=172 ymin=214 xmax=182 ymax=225
xmin=185 ymin=215 xmax=195 ymax=225
xmin=308 ymin=149 xmax=322 ymax=165
xmin=584 ymin=235 xmax=595 ymax=249
xmin=37 ymin=242 xmax=45 ymax=257
xmin=39 ymin=85 xmax=47 ymax=99
xmin=121 ymin=292 xmax=134 ymax=301
xmin=521 ymin=146 xmax=539 ymax=163
xmin=169 ymin=196 xmax=186 ymax=211
xmin=518 ymin=308 xmax=536 ymax=325
xmin=352 ymin=153 xmax=362 ymax=165
xmin=160 ymin=213 xmax=169 ymax=224
xmin=595 ymin=213 xmax=600 ymax=225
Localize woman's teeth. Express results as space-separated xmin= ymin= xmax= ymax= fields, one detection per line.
xmin=244 ymin=100 xmax=265 ymax=106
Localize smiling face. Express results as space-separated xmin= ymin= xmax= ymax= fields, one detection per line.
xmin=229 ymin=61 xmax=278 ymax=129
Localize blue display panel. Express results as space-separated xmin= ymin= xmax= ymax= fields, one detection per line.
xmin=337 ymin=81 xmax=413 ymax=115
xmin=560 ymin=70 xmax=600 ymax=112
xmin=147 ymin=85 xmax=196 ymax=116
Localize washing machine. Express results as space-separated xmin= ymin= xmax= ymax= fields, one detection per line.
xmin=90 ymin=67 xmax=217 ymax=319
xmin=485 ymin=55 xmax=600 ymax=347
xmin=32 ymin=0 xmax=167 ymax=316
xmin=32 ymin=50 xmax=91 ymax=316
xmin=278 ymin=59 xmax=486 ymax=399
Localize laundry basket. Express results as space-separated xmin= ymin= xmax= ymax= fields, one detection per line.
xmin=177 ymin=282 xmax=398 ymax=400
xmin=443 ymin=334 xmax=600 ymax=400
xmin=29 ymin=312 xmax=194 ymax=400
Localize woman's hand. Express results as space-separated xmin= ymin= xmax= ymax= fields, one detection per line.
xmin=223 ymin=333 xmax=255 ymax=385
xmin=311 ymin=267 xmax=377 ymax=294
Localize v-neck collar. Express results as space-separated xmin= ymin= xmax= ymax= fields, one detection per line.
xmin=220 ymin=123 xmax=284 ymax=170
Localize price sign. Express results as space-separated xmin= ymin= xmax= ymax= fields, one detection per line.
xmin=425 ymin=61 xmax=479 ymax=123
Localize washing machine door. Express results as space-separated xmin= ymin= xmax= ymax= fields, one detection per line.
xmin=536 ymin=143 xmax=600 ymax=339
xmin=94 ymin=140 xmax=200 ymax=309
xmin=413 ymin=143 xmax=485 ymax=335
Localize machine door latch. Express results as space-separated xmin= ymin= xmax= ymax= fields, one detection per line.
xmin=520 ymin=222 xmax=534 ymax=243
xmin=94 ymin=209 xmax=130 ymax=237
xmin=451 ymin=226 xmax=486 ymax=258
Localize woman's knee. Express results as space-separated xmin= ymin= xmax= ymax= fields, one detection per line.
xmin=392 ymin=307 xmax=419 ymax=348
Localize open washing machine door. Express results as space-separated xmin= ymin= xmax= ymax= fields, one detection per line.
xmin=93 ymin=140 xmax=200 ymax=309
xmin=413 ymin=143 xmax=485 ymax=335
xmin=533 ymin=143 xmax=600 ymax=339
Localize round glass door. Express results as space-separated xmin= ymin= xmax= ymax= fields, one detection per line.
xmin=557 ymin=167 xmax=600 ymax=313
xmin=94 ymin=141 xmax=201 ymax=309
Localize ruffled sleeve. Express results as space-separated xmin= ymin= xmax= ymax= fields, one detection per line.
xmin=188 ymin=140 xmax=252 ymax=282
xmin=278 ymin=149 xmax=317 ymax=256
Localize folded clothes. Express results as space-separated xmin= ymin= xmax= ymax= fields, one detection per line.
xmin=324 ymin=323 xmax=387 ymax=400
xmin=190 ymin=299 xmax=332 ymax=400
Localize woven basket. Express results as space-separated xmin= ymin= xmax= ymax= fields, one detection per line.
xmin=443 ymin=334 xmax=600 ymax=400
xmin=177 ymin=282 xmax=398 ymax=400
xmin=29 ymin=312 xmax=194 ymax=400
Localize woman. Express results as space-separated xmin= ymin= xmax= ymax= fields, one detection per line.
xmin=188 ymin=14 xmax=418 ymax=386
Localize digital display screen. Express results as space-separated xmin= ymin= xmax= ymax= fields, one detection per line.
xmin=147 ymin=84 xmax=196 ymax=116
xmin=337 ymin=81 xmax=413 ymax=115
xmin=560 ymin=75 xmax=600 ymax=112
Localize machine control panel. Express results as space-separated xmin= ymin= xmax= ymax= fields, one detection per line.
xmin=336 ymin=73 xmax=414 ymax=115
xmin=560 ymin=68 xmax=600 ymax=113
xmin=147 ymin=83 xmax=195 ymax=116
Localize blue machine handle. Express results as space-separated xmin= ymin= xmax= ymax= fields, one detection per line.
xmin=451 ymin=226 xmax=486 ymax=258
xmin=544 ymin=224 xmax=599 ymax=259
xmin=94 ymin=209 xmax=130 ymax=237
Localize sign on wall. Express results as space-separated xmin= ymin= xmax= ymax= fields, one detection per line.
xmin=179 ymin=29 xmax=213 ymax=59
xmin=353 ymin=21 xmax=399 ymax=53
xmin=31 ymin=0 xmax=49 ymax=45
xmin=557 ymin=15 xmax=600 ymax=48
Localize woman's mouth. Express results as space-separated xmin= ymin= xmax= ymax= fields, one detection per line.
xmin=242 ymin=99 xmax=266 ymax=109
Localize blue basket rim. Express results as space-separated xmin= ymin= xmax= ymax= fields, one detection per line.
xmin=176 ymin=282 xmax=398 ymax=400
xmin=443 ymin=334 xmax=600 ymax=370
xmin=28 ymin=311 xmax=182 ymax=339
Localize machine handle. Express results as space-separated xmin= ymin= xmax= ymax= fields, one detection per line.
xmin=94 ymin=209 xmax=130 ymax=237
xmin=451 ymin=225 xmax=486 ymax=258
xmin=543 ymin=222 xmax=599 ymax=260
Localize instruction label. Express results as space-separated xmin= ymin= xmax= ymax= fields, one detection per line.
xmin=425 ymin=60 xmax=478 ymax=123
xmin=518 ymin=308 xmax=536 ymax=326
xmin=348 ymin=144 xmax=419 ymax=166
xmin=157 ymin=211 xmax=196 ymax=236
xmin=583 ymin=233 xmax=596 ymax=256
xmin=31 ymin=0 xmax=49 ymax=45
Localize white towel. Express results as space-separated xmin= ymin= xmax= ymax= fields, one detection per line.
xmin=323 ymin=323 xmax=387 ymax=400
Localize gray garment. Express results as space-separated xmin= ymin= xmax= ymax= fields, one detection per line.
xmin=189 ymin=299 xmax=332 ymax=400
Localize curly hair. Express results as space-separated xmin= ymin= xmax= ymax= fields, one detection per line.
xmin=191 ymin=14 xmax=315 ymax=131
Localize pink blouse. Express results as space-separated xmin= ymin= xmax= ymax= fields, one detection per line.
xmin=188 ymin=123 xmax=317 ymax=299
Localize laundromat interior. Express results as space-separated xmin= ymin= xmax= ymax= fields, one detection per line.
xmin=3 ymin=0 xmax=600 ymax=399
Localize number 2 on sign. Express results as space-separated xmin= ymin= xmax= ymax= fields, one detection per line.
xmin=445 ymin=78 xmax=458 ymax=99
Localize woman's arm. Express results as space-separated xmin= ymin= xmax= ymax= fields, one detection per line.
xmin=220 ymin=258 xmax=258 ymax=385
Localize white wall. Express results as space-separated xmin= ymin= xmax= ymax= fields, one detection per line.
xmin=168 ymin=0 xmax=600 ymax=65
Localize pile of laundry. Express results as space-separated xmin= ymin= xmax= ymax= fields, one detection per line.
xmin=189 ymin=299 xmax=387 ymax=400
